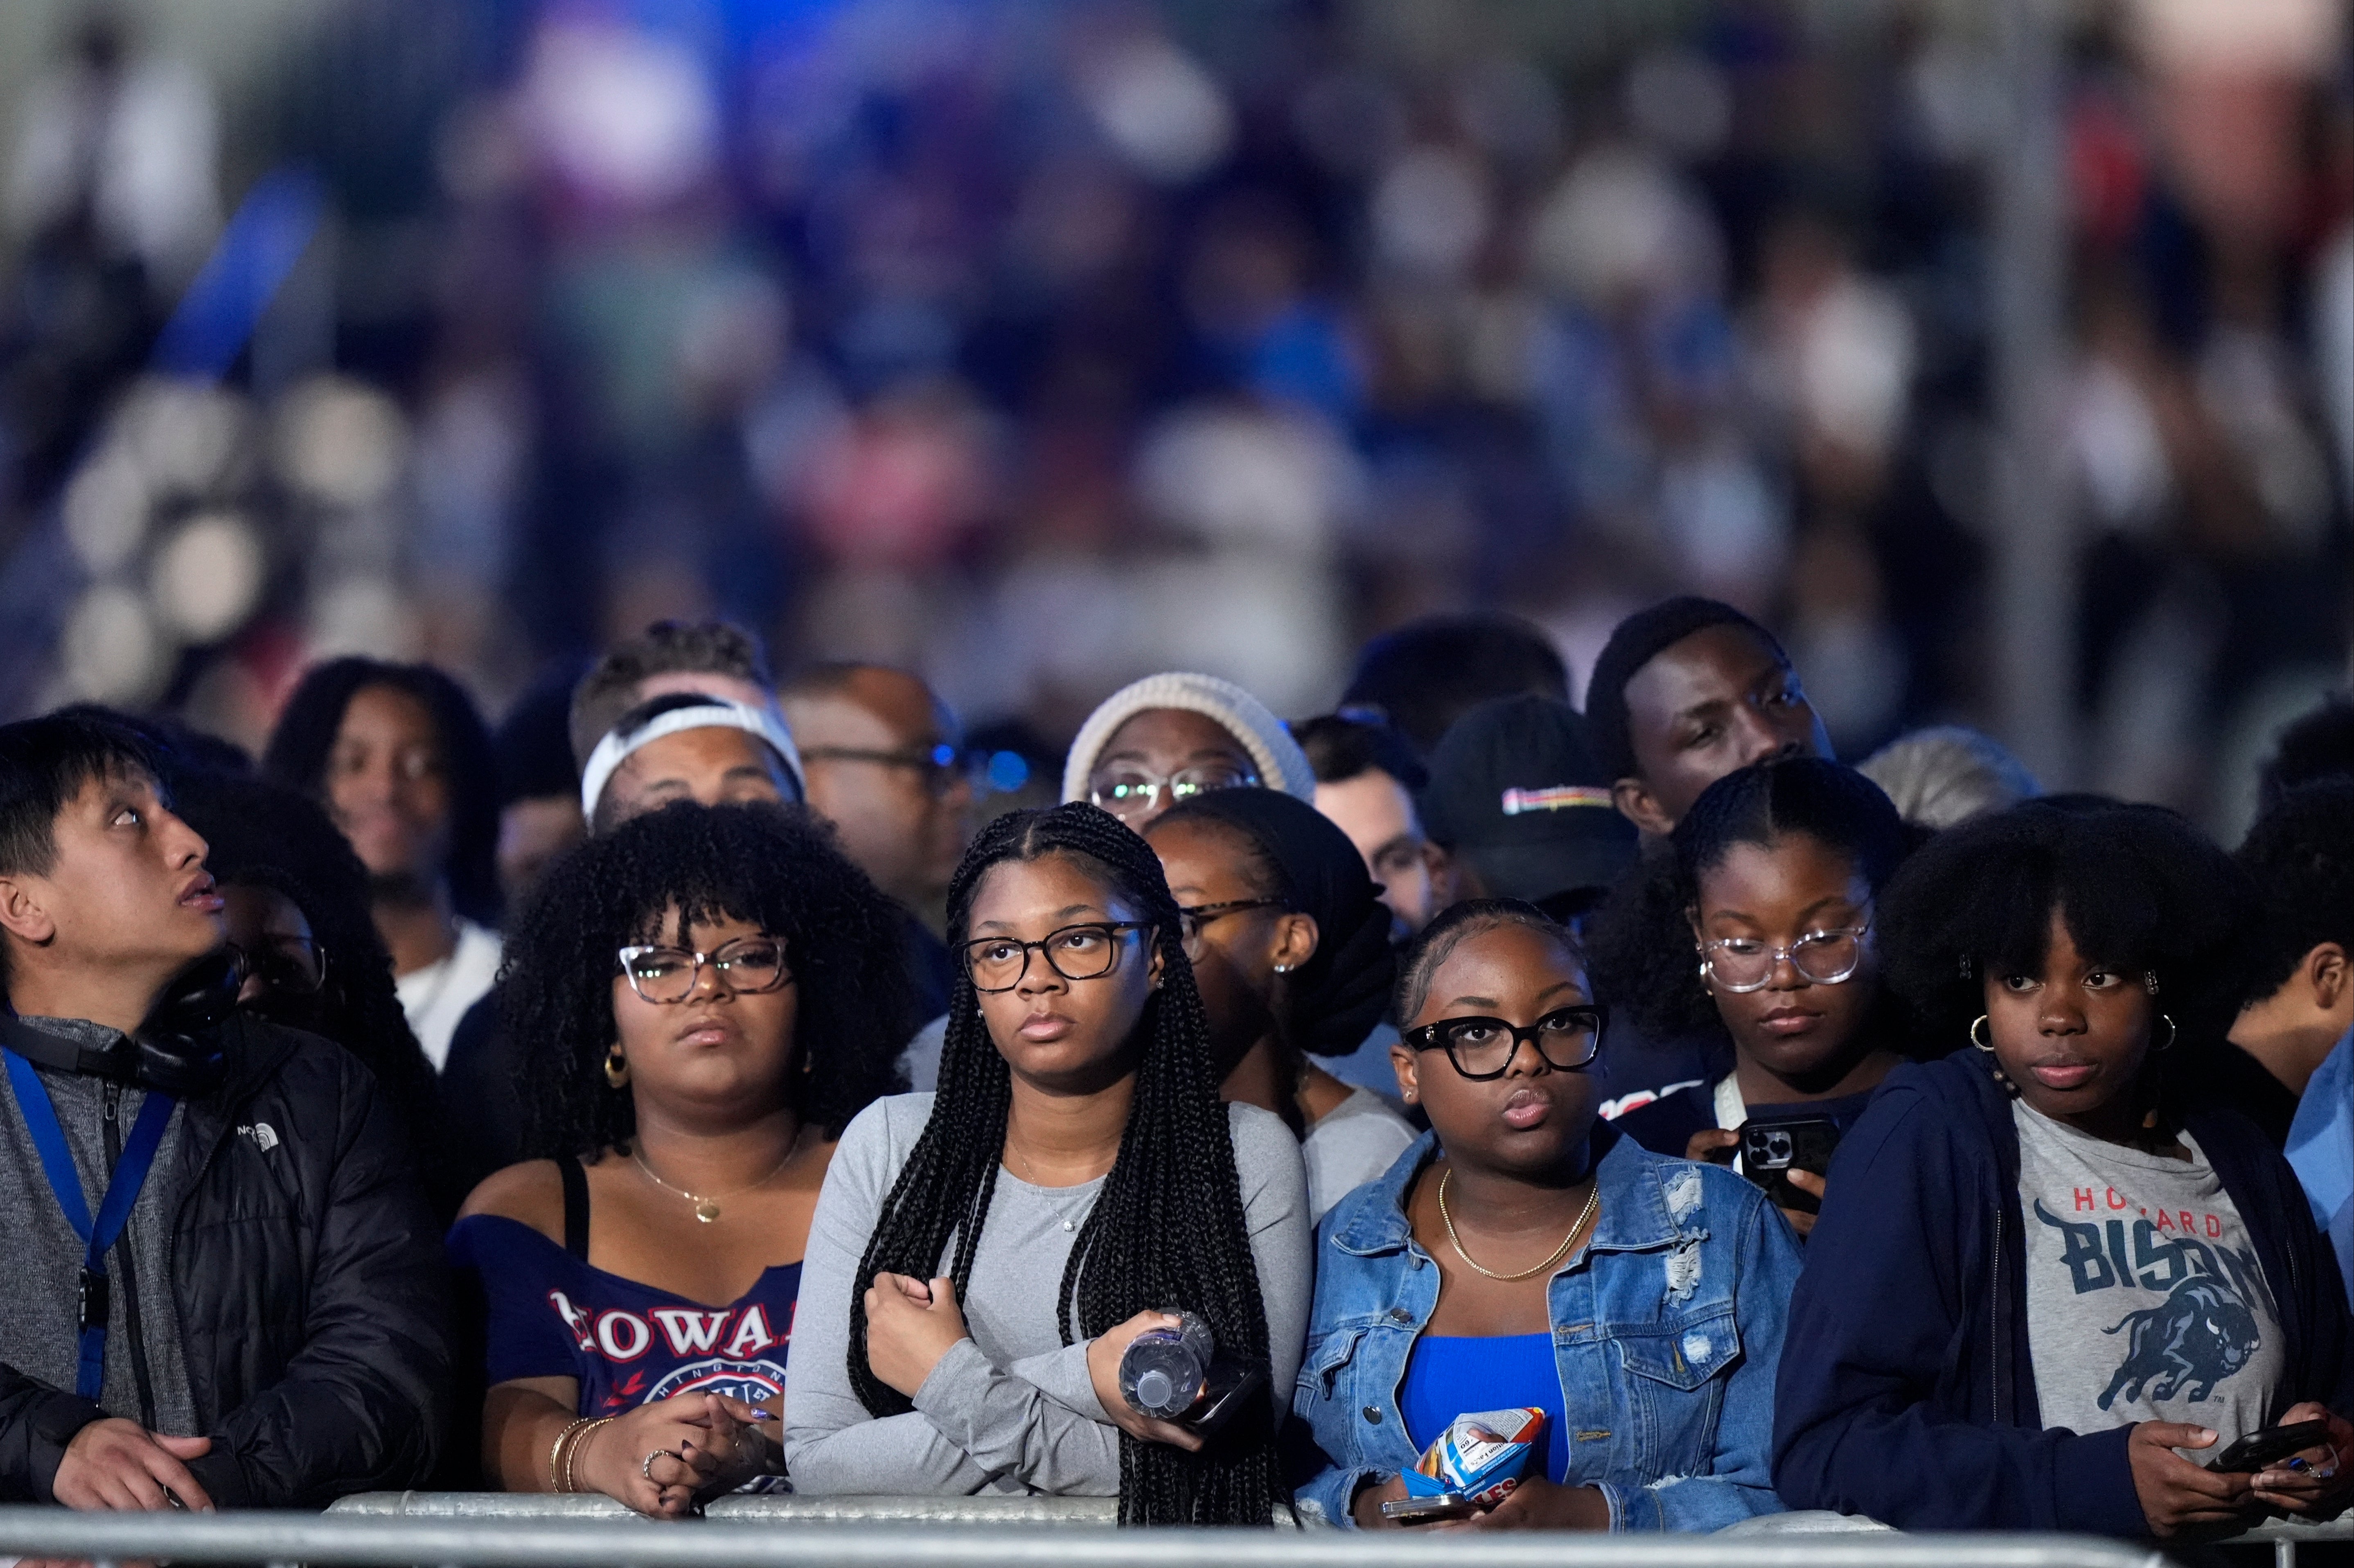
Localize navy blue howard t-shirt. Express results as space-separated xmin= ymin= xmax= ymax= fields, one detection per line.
xmin=448 ymin=1214 xmax=800 ymax=1415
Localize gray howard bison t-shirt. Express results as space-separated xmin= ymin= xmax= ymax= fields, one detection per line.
xmin=2015 ymin=1102 xmax=2284 ymax=1452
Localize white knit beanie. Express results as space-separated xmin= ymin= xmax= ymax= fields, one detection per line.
xmin=1061 ymin=672 xmax=1317 ymax=805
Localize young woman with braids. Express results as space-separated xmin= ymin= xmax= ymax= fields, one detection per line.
xmin=1143 ymin=789 xmax=1414 ymax=1220
xmin=448 ymin=803 xmax=911 ymax=1516
xmin=782 ymin=802 xmax=1310 ymax=1522
xmin=1587 ymin=758 xmax=1921 ymax=1237
xmin=1293 ymin=900 xmax=1801 ymax=1531
xmin=1775 ymin=801 xmax=2354 ymax=1536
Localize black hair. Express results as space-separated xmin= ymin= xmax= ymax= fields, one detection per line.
xmin=2258 ymin=694 xmax=2354 ymax=811
xmin=1341 ymin=615 xmax=1569 ymax=755
xmin=1876 ymin=800 xmax=2254 ymax=1109
xmin=1586 ymin=758 xmax=1921 ymax=1044
xmin=569 ymin=620 xmax=773 ymax=767
xmin=846 ymin=802 xmax=1283 ymax=1526
xmin=169 ymin=769 xmax=446 ymax=1200
xmin=1394 ymin=898 xmax=1582 ymax=1027
xmin=1584 ymin=597 xmax=1786 ymax=785
xmin=2235 ymin=779 xmax=2354 ymax=1002
xmin=261 ymin=658 xmax=501 ymax=925
xmin=496 ymin=660 xmax=592 ymax=807
xmin=1292 ymin=712 xmax=1429 ymax=791
xmin=0 ymin=711 xmax=164 ymax=878
xmin=47 ymin=705 xmax=253 ymax=783
xmin=503 ymin=802 xmax=911 ymax=1160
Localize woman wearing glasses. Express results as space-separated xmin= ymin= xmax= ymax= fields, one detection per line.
xmin=1142 ymin=789 xmax=1414 ymax=1219
xmin=1588 ymin=759 xmax=1920 ymax=1237
xmin=1061 ymin=672 xmax=1317 ymax=828
xmin=1292 ymin=899 xmax=1802 ymax=1530
xmin=449 ymin=802 xmax=912 ymax=1515
xmin=785 ymin=802 xmax=1310 ymax=1522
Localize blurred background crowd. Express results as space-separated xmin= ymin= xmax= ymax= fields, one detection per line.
xmin=0 ymin=0 xmax=2345 ymax=837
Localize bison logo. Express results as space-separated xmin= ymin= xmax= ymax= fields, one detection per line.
xmin=2097 ymin=1275 xmax=2261 ymax=1408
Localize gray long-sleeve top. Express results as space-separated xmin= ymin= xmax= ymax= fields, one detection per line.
xmin=784 ymin=1092 xmax=1311 ymax=1496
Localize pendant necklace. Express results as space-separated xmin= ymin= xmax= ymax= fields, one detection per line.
xmin=633 ymin=1135 xmax=798 ymax=1223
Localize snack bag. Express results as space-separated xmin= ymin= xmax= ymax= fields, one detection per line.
xmin=1401 ymin=1406 xmax=1547 ymax=1504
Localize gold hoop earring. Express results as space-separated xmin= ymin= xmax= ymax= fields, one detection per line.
xmin=1970 ymin=1015 xmax=1994 ymax=1052
xmin=604 ymin=1044 xmax=629 ymax=1089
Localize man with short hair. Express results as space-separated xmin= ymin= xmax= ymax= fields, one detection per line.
xmin=567 ymin=621 xmax=789 ymax=780
xmin=780 ymin=665 xmax=971 ymax=925
xmin=1583 ymin=596 xmax=1833 ymax=838
xmin=0 ymin=713 xmax=444 ymax=1508
xmin=1293 ymin=712 xmax=1450 ymax=938
xmin=2224 ymin=780 xmax=2354 ymax=1144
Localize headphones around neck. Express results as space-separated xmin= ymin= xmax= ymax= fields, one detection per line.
xmin=0 ymin=948 xmax=237 ymax=1097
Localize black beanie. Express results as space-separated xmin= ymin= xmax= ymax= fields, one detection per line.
xmin=1584 ymin=597 xmax=1785 ymax=784
xmin=1156 ymin=789 xmax=1396 ymax=1060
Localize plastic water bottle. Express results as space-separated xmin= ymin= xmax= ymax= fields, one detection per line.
xmin=1118 ymin=1310 xmax=1214 ymax=1418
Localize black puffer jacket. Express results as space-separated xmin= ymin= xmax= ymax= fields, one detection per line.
xmin=0 ymin=1014 xmax=448 ymax=1506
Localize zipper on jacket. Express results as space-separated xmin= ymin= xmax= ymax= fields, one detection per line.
xmin=103 ymin=1082 xmax=159 ymax=1431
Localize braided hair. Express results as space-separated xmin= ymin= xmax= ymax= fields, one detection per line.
xmin=502 ymin=801 xmax=912 ymax=1159
xmin=846 ymin=802 xmax=1285 ymax=1526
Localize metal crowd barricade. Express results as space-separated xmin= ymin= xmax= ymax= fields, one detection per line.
xmin=0 ymin=1505 xmax=2180 ymax=1568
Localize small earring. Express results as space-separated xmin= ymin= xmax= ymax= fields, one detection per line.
xmin=604 ymin=1044 xmax=629 ymax=1089
xmin=1970 ymin=1016 xmax=1994 ymax=1052
xmin=1273 ymin=963 xmax=1293 ymax=975
xmin=2144 ymin=972 xmax=2161 ymax=996
xmin=2155 ymin=1014 xmax=2177 ymax=1052
xmin=1960 ymin=954 xmax=1974 ymax=980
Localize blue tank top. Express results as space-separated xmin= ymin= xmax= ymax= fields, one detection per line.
xmin=1398 ymin=1332 xmax=1570 ymax=1485
xmin=447 ymin=1212 xmax=801 ymax=1417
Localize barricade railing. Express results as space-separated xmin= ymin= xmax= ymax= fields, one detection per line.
xmin=0 ymin=1503 xmax=2183 ymax=1568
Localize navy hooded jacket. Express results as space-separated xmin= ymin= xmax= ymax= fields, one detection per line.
xmin=1772 ymin=1049 xmax=2354 ymax=1534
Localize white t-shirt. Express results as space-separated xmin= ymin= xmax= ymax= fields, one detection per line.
xmin=1301 ymin=1085 xmax=1417 ymax=1221
xmin=394 ymin=918 xmax=502 ymax=1073
xmin=2014 ymin=1102 xmax=2285 ymax=1449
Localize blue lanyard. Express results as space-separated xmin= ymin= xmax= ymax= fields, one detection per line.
xmin=2 ymin=1050 xmax=176 ymax=1399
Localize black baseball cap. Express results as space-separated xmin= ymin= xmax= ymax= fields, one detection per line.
xmin=1421 ymin=695 xmax=1637 ymax=915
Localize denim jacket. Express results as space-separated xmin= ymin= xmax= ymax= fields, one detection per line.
xmin=1289 ymin=1129 xmax=1802 ymax=1530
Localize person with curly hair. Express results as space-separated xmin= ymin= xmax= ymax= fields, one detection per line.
xmin=1774 ymin=800 xmax=2354 ymax=1537
xmin=783 ymin=802 xmax=1309 ymax=1524
xmin=263 ymin=658 xmax=502 ymax=1075
xmin=1589 ymin=759 xmax=1920 ymax=1237
xmin=1142 ymin=789 xmax=1412 ymax=1220
xmin=1293 ymin=900 xmax=1801 ymax=1531
xmin=167 ymin=769 xmax=446 ymax=1209
xmin=447 ymin=802 xmax=911 ymax=1516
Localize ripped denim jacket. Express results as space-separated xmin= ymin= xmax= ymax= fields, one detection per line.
xmin=1287 ymin=1129 xmax=1801 ymax=1530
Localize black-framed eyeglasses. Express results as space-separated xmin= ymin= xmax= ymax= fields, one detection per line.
xmin=1177 ymin=897 xmax=1285 ymax=947
xmin=1088 ymin=764 xmax=1260 ymax=821
xmin=800 ymin=742 xmax=965 ymax=798
xmin=1402 ymin=1005 xmax=1607 ymax=1080
xmin=228 ymin=936 xmax=326 ymax=997
xmin=617 ymin=937 xmax=794 ymax=1004
xmin=961 ymin=922 xmax=1150 ymax=993
xmin=1698 ymin=925 xmax=1870 ymax=993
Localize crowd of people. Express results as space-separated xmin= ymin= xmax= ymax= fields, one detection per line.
xmin=0 ymin=595 xmax=2348 ymax=1541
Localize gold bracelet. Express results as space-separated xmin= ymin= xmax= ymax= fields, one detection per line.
xmin=564 ymin=1417 xmax=614 ymax=1496
xmin=548 ymin=1417 xmax=595 ymax=1494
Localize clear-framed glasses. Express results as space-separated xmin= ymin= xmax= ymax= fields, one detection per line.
xmin=1402 ymin=1005 xmax=1607 ymax=1080
xmin=229 ymin=936 xmax=326 ymax=996
xmin=1698 ymin=925 xmax=1871 ymax=993
xmin=1088 ymin=763 xmax=1260 ymax=821
xmin=961 ymin=922 xmax=1150 ymax=993
xmin=617 ymin=936 xmax=793 ymax=1004
xmin=1177 ymin=897 xmax=1285 ymax=949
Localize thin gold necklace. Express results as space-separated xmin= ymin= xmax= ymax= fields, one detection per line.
xmin=632 ymin=1135 xmax=798 ymax=1223
xmin=1437 ymin=1169 xmax=1599 ymax=1282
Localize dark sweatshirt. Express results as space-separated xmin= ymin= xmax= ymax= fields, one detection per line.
xmin=1772 ymin=1049 xmax=2354 ymax=1534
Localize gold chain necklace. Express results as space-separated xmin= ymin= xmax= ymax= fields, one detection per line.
xmin=632 ymin=1137 xmax=798 ymax=1223
xmin=1436 ymin=1169 xmax=1599 ymax=1282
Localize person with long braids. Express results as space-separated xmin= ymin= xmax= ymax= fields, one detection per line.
xmin=1294 ymin=899 xmax=1801 ymax=1531
xmin=449 ymin=803 xmax=911 ymax=1515
xmin=1775 ymin=801 xmax=2354 ymax=1535
xmin=783 ymin=803 xmax=1310 ymax=1522
xmin=1142 ymin=789 xmax=1413 ymax=1220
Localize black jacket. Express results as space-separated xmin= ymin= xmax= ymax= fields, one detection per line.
xmin=1773 ymin=1049 xmax=2354 ymax=1533
xmin=0 ymin=1015 xmax=449 ymax=1506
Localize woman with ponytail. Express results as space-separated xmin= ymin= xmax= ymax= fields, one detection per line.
xmin=782 ymin=803 xmax=1310 ymax=1523
xmin=1143 ymin=790 xmax=1413 ymax=1220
